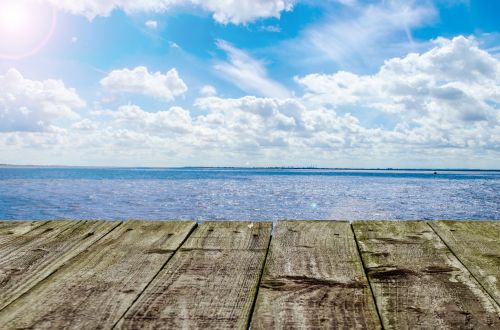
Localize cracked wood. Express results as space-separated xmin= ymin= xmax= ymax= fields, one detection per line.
xmin=117 ymin=221 xmax=272 ymax=330
xmin=353 ymin=221 xmax=500 ymax=330
xmin=430 ymin=221 xmax=500 ymax=305
xmin=0 ymin=220 xmax=118 ymax=310
xmin=251 ymin=221 xmax=381 ymax=329
xmin=0 ymin=221 xmax=195 ymax=329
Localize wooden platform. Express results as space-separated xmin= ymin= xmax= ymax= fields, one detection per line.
xmin=0 ymin=220 xmax=499 ymax=329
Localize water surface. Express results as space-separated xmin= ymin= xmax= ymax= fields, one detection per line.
xmin=0 ymin=167 xmax=498 ymax=221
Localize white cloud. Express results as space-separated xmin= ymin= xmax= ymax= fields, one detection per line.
xmin=100 ymin=66 xmax=187 ymax=101
xmin=72 ymin=119 xmax=97 ymax=131
xmin=335 ymin=0 xmax=357 ymax=6
xmin=260 ymin=25 xmax=281 ymax=33
xmin=298 ymin=36 xmax=499 ymax=116
xmin=113 ymin=104 xmax=193 ymax=133
xmin=297 ymin=36 xmax=500 ymax=149
xmin=291 ymin=0 xmax=436 ymax=71
xmin=214 ymin=40 xmax=291 ymax=98
xmin=0 ymin=69 xmax=85 ymax=132
xmin=169 ymin=41 xmax=180 ymax=49
xmin=192 ymin=95 xmax=366 ymax=151
xmin=46 ymin=0 xmax=295 ymax=24
xmin=192 ymin=0 xmax=295 ymax=24
xmin=199 ymin=85 xmax=217 ymax=97
xmin=145 ymin=20 xmax=158 ymax=29
xmin=2 ymin=37 xmax=499 ymax=167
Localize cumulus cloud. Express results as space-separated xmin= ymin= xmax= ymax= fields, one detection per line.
xmin=199 ymin=85 xmax=217 ymax=97
xmin=0 ymin=69 xmax=85 ymax=132
xmin=104 ymin=37 xmax=496 ymax=162
xmin=297 ymin=36 xmax=500 ymax=150
xmin=215 ymin=40 xmax=291 ymax=98
xmin=260 ymin=25 xmax=281 ymax=33
xmin=145 ymin=20 xmax=158 ymax=29
xmin=298 ymin=37 xmax=499 ymax=118
xmin=169 ymin=42 xmax=181 ymax=49
xmin=113 ymin=104 xmax=193 ymax=133
xmin=46 ymin=0 xmax=295 ymax=24
xmin=2 ymin=37 xmax=499 ymax=167
xmin=191 ymin=95 xmax=368 ymax=152
xmin=100 ymin=66 xmax=187 ymax=101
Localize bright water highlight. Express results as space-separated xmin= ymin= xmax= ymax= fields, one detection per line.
xmin=0 ymin=167 xmax=498 ymax=221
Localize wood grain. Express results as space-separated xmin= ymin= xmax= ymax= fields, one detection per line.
xmin=0 ymin=221 xmax=196 ymax=330
xmin=251 ymin=221 xmax=381 ymax=329
xmin=353 ymin=220 xmax=500 ymax=330
xmin=117 ymin=221 xmax=272 ymax=330
xmin=0 ymin=220 xmax=47 ymax=245
xmin=430 ymin=221 xmax=500 ymax=305
xmin=0 ymin=220 xmax=118 ymax=310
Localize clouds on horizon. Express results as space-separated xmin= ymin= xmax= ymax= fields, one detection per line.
xmin=1 ymin=36 xmax=499 ymax=167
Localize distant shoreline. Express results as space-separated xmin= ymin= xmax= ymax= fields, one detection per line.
xmin=0 ymin=164 xmax=498 ymax=172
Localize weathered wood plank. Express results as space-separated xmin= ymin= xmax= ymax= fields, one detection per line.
xmin=0 ymin=220 xmax=118 ymax=310
xmin=430 ymin=221 xmax=500 ymax=305
xmin=353 ymin=221 xmax=500 ymax=329
xmin=117 ymin=221 xmax=272 ymax=330
xmin=0 ymin=220 xmax=45 ymax=233
xmin=0 ymin=220 xmax=48 ymax=245
xmin=251 ymin=221 xmax=381 ymax=329
xmin=0 ymin=221 xmax=196 ymax=330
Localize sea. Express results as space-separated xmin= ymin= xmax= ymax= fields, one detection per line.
xmin=0 ymin=167 xmax=498 ymax=221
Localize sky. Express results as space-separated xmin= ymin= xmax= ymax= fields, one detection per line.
xmin=0 ymin=0 xmax=499 ymax=168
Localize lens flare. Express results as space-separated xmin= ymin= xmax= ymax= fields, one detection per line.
xmin=0 ymin=2 xmax=29 ymax=30
xmin=0 ymin=0 xmax=57 ymax=60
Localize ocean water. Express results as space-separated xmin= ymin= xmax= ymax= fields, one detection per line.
xmin=0 ymin=167 xmax=498 ymax=221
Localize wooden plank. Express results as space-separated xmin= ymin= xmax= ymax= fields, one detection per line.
xmin=0 ymin=220 xmax=47 ymax=245
xmin=117 ymin=221 xmax=272 ymax=330
xmin=430 ymin=221 xmax=500 ymax=305
xmin=0 ymin=220 xmax=118 ymax=310
xmin=251 ymin=221 xmax=381 ymax=329
xmin=353 ymin=221 xmax=500 ymax=329
xmin=0 ymin=221 xmax=196 ymax=330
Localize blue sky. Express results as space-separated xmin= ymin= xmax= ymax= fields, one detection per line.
xmin=0 ymin=0 xmax=499 ymax=168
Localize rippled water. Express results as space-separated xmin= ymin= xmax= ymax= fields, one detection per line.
xmin=0 ymin=167 xmax=498 ymax=221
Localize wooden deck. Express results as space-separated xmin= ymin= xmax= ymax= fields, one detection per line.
xmin=0 ymin=220 xmax=499 ymax=329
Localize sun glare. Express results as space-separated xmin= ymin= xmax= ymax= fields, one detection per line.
xmin=0 ymin=1 xmax=31 ymax=31
xmin=0 ymin=0 xmax=56 ymax=60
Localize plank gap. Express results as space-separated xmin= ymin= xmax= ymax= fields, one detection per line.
xmin=111 ymin=222 xmax=198 ymax=329
xmin=427 ymin=221 xmax=500 ymax=309
xmin=247 ymin=228 xmax=273 ymax=330
xmin=0 ymin=220 xmax=122 ymax=312
xmin=350 ymin=222 xmax=385 ymax=330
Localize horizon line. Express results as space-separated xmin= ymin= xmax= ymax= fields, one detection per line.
xmin=0 ymin=164 xmax=499 ymax=172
